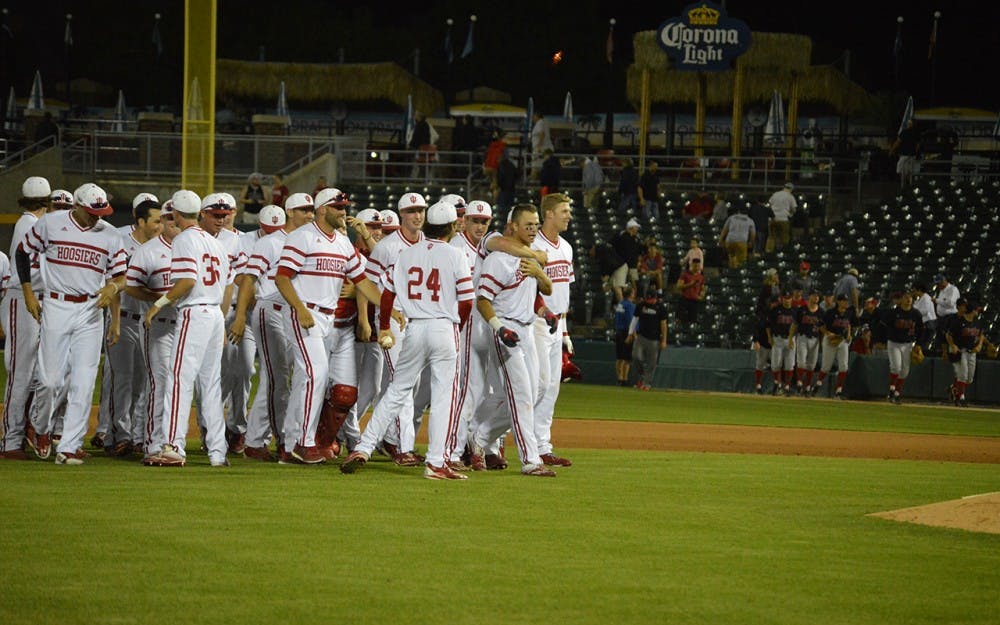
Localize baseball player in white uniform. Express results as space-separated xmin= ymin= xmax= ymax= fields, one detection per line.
xmin=0 ymin=177 xmax=52 ymax=459
xmin=125 ymin=199 xmax=182 ymax=464
xmin=470 ymin=204 xmax=556 ymax=477
xmin=363 ymin=193 xmax=427 ymax=465
xmin=19 ymin=183 xmax=127 ymax=464
xmin=101 ymin=196 xmax=162 ymax=455
xmin=274 ymin=188 xmax=382 ymax=464
xmin=341 ymin=201 xmax=474 ymax=479
xmin=51 ymin=189 xmax=74 ymax=210
xmin=531 ymin=193 xmax=575 ymax=466
xmin=143 ymin=190 xmax=233 ymax=467
xmin=229 ymin=199 xmax=315 ymax=460
xmin=343 ymin=208 xmax=385 ymax=452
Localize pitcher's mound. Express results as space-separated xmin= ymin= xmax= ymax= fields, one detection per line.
xmin=869 ymin=493 xmax=1000 ymax=535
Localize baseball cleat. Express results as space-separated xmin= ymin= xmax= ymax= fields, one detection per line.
xmin=291 ymin=444 xmax=326 ymax=465
xmin=55 ymin=450 xmax=87 ymax=465
xmin=424 ymin=463 xmax=469 ymax=480
xmin=539 ymin=453 xmax=573 ymax=467
xmin=210 ymin=457 xmax=230 ymax=467
xmin=485 ymin=453 xmax=508 ymax=471
xmin=243 ymin=445 xmax=275 ymax=462
xmin=446 ymin=460 xmax=471 ymax=472
xmin=278 ymin=450 xmax=302 ymax=465
xmin=339 ymin=450 xmax=370 ymax=474
xmin=392 ymin=451 xmax=423 ymax=467
xmin=521 ymin=463 xmax=556 ymax=477
xmin=90 ymin=432 xmax=106 ymax=449
xmin=157 ymin=446 xmax=187 ymax=467
xmin=28 ymin=433 xmax=52 ymax=460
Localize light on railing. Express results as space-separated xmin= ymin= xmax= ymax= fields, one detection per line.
xmin=370 ymin=151 xmax=378 ymax=159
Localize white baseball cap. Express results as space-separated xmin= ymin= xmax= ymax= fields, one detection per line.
xmin=201 ymin=192 xmax=235 ymax=214
xmin=379 ymin=209 xmax=400 ymax=230
xmin=258 ymin=204 xmax=286 ymax=230
xmin=440 ymin=193 xmax=467 ymax=215
xmin=426 ymin=201 xmax=458 ymax=225
xmin=626 ymin=218 xmax=641 ymax=230
xmin=22 ymin=176 xmax=51 ymax=199
xmin=161 ymin=199 xmax=174 ymax=217
xmin=397 ymin=192 xmax=428 ymax=212
xmin=315 ymin=187 xmax=350 ymax=207
xmin=171 ymin=190 xmax=202 ymax=215
xmin=74 ymin=183 xmax=113 ymax=216
xmin=285 ymin=192 xmax=315 ymax=211
xmin=51 ymin=189 xmax=74 ymax=207
xmin=132 ymin=192 xmax=159 ymax=209
xmin=465 ymin=200 xmax=493 ymax=219
xmin=356 ymin=208 xmax=382 ymax=225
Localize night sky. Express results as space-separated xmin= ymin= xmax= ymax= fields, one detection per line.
xmin=3 ymin=0 xmax=998 ymax=115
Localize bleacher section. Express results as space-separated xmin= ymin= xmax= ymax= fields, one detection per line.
xmin=346 ymin=179 xmax=998 ymax=347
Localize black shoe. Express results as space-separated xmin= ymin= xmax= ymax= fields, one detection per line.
xmin=835 ymin=390 xmax=845 ymax=400
xmin=755 ymin=386 xmax=763 ymax=395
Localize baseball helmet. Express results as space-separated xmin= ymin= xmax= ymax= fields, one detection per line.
xmin=132 ymin=192 xmax=159 ymax=210
xmin=426 ymin=201 xmax=458 ymax=225
xmin=355 ymin=208 xmax=382 ymax=225
xmin=379 ymin=210 xmax=400 ymax=231
xmin=201 ymin=192 xmax=235 ymax=214
xmin=73 ymin=183 xmax=113 ymax=217
xmin=22 ymin=176 xmax=51 ymax=199
xmin=440 ymin=193 xmax=467 ymax=215
xmin=465 ymin=200 xmax=493 ymax=219
xmin=51 ymin=189 xmax=74 ymax=208
xmin=397 ymin=192 xmax=428 ymax=212
xmin=315 ymin=187 xmax=351 ymax=207
xmin=258 ymin=204 xmax=286 ymax=232
xmin=285 ymin=192 xmax=315 ymax=211
xmin=171 ymin=190 xmax=202 ymax=215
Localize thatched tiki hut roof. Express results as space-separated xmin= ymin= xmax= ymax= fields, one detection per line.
xmin=627 ymin=31 xmax=870 ymax=115
xmin=216 ymin=59 xmax=444 ymax=114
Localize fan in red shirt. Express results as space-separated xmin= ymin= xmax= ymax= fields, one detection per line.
xmin=675 ymin=258 xmax=706 ymax=324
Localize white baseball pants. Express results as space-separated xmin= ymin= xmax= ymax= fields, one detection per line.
xmin=245 ymin=302 xmax=291 ymax=449
xmin=141 ymin=318 xmax=176 ymax=455
xmin=533 ymin=316 xmax=563 ymax=456
xmin=887 ymin=340 xmax=914 ymax=377
xmin=820 ymin=336 xmax=849 ymax=372
xmin=770 ymin=336 xmax=795 ymax=372
xmin=1 ymin=293 xmax=40 ymax=452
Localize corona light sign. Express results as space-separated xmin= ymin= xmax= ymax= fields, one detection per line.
xmin=657 ymin=1 xmax=751 ymax=71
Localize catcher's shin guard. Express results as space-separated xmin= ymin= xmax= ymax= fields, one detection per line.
xmin=316 ymin=384 xmax=358 ymax=448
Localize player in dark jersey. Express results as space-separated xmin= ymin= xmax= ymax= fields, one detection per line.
xmin=766 ymin=291 xmax=798 ymax=395
xmin=794 ymin=292 xmax=823 ymax=394
xmin=815 ymin=294 xmax=853 ymax=398
xmin=945 ymin=298 xmax=984 ymax=407
xmin=883 ymin=292 xmax=923 ymax=404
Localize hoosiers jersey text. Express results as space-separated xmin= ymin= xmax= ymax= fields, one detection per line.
xmin=477 ymin=251 xmax=538 ymax=325
xmin=278 ymin=222 xmax=365 ymax=310
xmin=23 ymin=210 xmax=126 ymax=296
xmin=126 ymin=235 xmax=174 ymax=317
xmin=531 ymin=231 xmax=574 ymax=315
xmin=170 ymin=226 xmax=231 ymax=307
xmin=386 ymin=239 xmax=473 ymax=324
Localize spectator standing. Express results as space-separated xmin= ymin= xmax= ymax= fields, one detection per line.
xmin=789 ymin=261 xmax=815 ymax=294
xmin=582 ymin=156 xmax=604 ymax=210
xmin=748 ymin=200 xmax=773 ymax=257
xmin=833 ymin=267 xmax=861 ymax=314
xmin=637 ymin=161 xmax=662 ymax=221
xmin=612 ymin=218 xmax=645 ymax=293
xmin=530 ymin=112 xmax=553 ymax=179
xmin=890 ymin=120 xmax=921 ymax=190
xmin=496 ymin=150 xmax=518 ymax=219
xmin=239 ymin=173 xmax=265 ymax=225
xmin=766 ymin=182 xmax=797 ymax=252
xmin=683 ymin=192 xmax=713 ymax=219
xmin=911 ymin=282 xmax=937 ymax=349
xmin=675 ymin=259 xmax=706 ymax=325
xmin=539 ymin=149 xmax=561 ymax=196
xmin=627 ymin=288 xmax=668 ymax=391
xmin=755 ymin=268 xmax=781 ymax=318
xmin=932 ymin=273 xmax=960 ymax=326
xmin=270 ymin=173 xmax=289 ymax=209
xmin=590 ymin=239 xmax=627 ymax=310
xmin=680 ymin=238 xmax=704 ymax=271
xmin=718 ymin=206 xmax=756 ymax=268
xmin=482 ymin=131 xmax=507 ymax=199
xmin=711 ymin=192 xmax=728 ymax=222
xmin=617 ymin=160 xmax=640 ymax=216
xmin=638 ymin=239 xmax=665 ymax=292
xmin=613 ymin=287 xmax=636 ymax=386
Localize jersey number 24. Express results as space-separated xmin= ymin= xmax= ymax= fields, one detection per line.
xmin=407 ymin=267 xmax=441 ymax=302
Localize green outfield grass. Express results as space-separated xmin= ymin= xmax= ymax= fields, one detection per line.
xmin=1 ymin=448 xmax=997 ymax=625
xmin=555 ymin=384 xmax=1000 ymax=437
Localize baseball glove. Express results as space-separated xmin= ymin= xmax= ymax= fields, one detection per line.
xmin=910 ymin=345 xmax=924 ymax=365
xmin=986 ymin=342 xmax=998 ymax=359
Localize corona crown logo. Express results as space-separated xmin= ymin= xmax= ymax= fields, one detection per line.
xmin=688 ymin=4 xmax=720 ymax=26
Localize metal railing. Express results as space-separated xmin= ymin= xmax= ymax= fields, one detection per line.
xmin=57 ymin=129 xmax=364 ymax=184
xmin=0 ymin=135 xmax=58 ymax=171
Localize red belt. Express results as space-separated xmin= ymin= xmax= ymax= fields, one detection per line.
xmin=49 ymin=292 xmax=91 ymax=303
xmin=305 ymin=302 xmax=336 ymax=316
xmin=333 ymin=319 xmax=355 ymax=329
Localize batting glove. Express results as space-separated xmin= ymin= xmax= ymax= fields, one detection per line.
xmin=497 ymin=327 xmax=520 ymax=347
xmin=563 ymin=334 xmax=574 ymax=354
xmin=544 ymin=311 xmax=560 ymax=334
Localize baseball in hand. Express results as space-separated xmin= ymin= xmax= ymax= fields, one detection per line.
xmin=379 ymin=335 xmax=393 ymax=348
